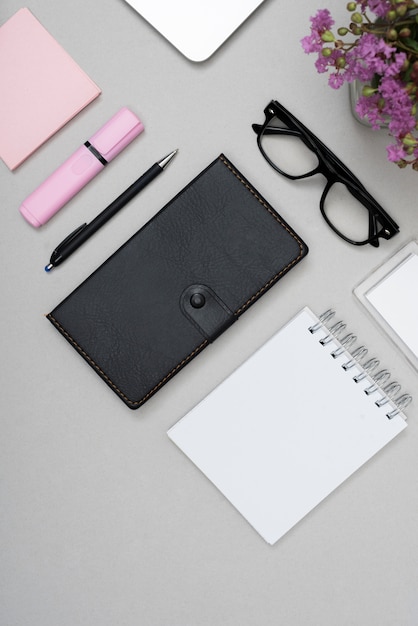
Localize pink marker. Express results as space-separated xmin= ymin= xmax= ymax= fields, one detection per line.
xmin=19 ymin=107 xmax=144 ymax=227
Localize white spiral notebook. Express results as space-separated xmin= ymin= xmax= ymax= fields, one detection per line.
xmin=168 ymin=307 xmax=411 ymax=545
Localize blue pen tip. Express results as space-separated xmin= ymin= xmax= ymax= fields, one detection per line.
xmin=45 ymin=263 xmax=53 ymax=272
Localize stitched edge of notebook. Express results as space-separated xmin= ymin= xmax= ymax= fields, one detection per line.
xmin=219 ymin=154 xmax=306 ymax=315
xmin=46 ymin=313 xmax=208 ymax=409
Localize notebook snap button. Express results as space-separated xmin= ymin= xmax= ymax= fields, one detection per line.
xmin=180 ymin=284 xmax=236 ymax=342
xmin=190 ymin=293 xmax=205 ymax=308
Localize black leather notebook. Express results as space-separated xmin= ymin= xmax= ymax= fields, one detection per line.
xmin=47 ymin=154 xmax=308 ymax=408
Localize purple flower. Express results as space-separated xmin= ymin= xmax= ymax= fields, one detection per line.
xmin=355 ymin=94 xmax=386 ymax=129
xmin=301 ymin=9 xmax=334 ymax=54
xmin=314 ymin=48 xmax=345 ymax=78
xmin=310 ymin=8 xmax=334 ymax=31
xmin=301 ymin=33 xmax=322 ymax=54
xmin=386 ymin=143 xmax=408 ymax=162
xmin=328 ymin=72 xmax=346 ymax=88
xmin=379 ymin=77 xmax=416 ymax=136
xmin=343 ymin=34 xmax=398 ymax=83
xmin=360 ymin=0 xmax=392 ymax=18
xmin=356 ymin=75 xmax=416 ymax=140
xmin=301 ymin=3 xmax=418 ymax=169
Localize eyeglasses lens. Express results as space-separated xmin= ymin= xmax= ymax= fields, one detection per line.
xmin=322 ymin=182 xmax=376 ymax=244
xmin=260 ymin=123 xmax=319 ymax=178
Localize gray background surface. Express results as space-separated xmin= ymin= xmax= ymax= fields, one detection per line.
xmin=1 ymin=1 xmax=417 ymax=624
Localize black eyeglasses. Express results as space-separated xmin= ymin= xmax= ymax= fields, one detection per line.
xmin=252 ymin=100 xmax=399 ymax=247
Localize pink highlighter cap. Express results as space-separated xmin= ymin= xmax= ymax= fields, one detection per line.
xmin=90 ymin=107 xmax=144 ymax=162
xmin=19 ymin=107 xmax=144 ymax=227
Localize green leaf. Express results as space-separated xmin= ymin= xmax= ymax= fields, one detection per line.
xmin=403 ymin=37 xmax=418 ymax=53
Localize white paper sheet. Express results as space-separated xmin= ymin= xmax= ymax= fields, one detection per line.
xmin=366 ymin=253 xmax=418 ymax=359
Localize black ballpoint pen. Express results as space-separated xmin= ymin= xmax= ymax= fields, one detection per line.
xmin=44 ymin=149 xmax=178 ymax=271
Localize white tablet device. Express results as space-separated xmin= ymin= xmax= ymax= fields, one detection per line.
xmin=123 ymin=0 xmax=266 ymax=62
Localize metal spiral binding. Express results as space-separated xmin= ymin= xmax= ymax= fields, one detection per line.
xmin=353 ymin=358 xmax=380 ymax=382
xmin=331 ymin=333 xmax=357 ymax=358
xmin=364 ymin=370 xmax=391 ymax=395
xmin=342 ymin=346 xmax=368 ymax=370
xmin=309 ymin=309 xmax=413 ymax=419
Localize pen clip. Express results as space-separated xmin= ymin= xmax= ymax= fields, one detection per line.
xmin=54 ymin=223 xmax=87 ymax=252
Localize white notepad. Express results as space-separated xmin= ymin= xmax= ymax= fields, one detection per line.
xmin=354 ymin=240 xmax=418 ymax=372
xmin=168 ymin=307 xmax=409 ymax=545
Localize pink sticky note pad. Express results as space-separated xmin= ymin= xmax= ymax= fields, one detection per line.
xmin=0 ymin=8 xmax=101 ymax=170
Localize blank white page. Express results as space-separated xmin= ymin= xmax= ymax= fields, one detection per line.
xmin=366 ymin=253 xmax=418 ymax=360
xmin=168 ymin=307 xmax=407 ymax=544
